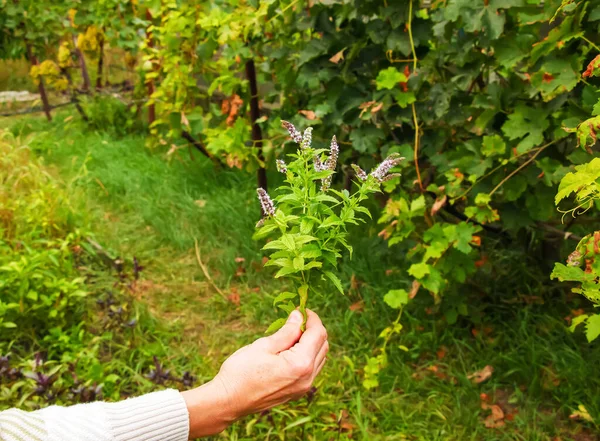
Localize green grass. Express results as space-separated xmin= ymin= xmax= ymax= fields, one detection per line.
xmin=3 ymin=111 xmax=600 ymax=440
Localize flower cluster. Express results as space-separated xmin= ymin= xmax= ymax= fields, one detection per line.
xmin=257 ymin=187 xmax=275 ymax=218
xmin=282 ymin=120 xmax=302 ymax=143
xmin=300 ymin=127 xmax=313 ymax=150
xmin=276 ymin=159 xmax=287 ymax=174
xmin=352 ymin=153 xmax=404 ymax=183
xmin=321 ymin=135 xmax=339 ymax=191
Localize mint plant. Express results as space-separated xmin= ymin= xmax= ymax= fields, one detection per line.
xmin=254 ymin=121 xmax=403 ymax=331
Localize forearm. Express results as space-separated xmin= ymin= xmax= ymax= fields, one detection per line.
xmin=0 ymin=389 xmax=189 ymax=441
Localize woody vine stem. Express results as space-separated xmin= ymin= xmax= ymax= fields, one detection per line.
xmin=408 ymin=0 xmax=423 ymax=193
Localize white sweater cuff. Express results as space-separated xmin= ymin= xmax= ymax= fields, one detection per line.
xmin=38 ymin=389 xmax=189 ymax=441
xmin=104 ymin=389 xmax=189 ymax=441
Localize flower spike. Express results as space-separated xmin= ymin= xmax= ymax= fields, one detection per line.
xmin=281 ymin=120 xmax=302 ymax=143
xmin=276 ymin=159 xmax=287 ymax=174
xmin=257 ymin=188 xmax=275 ymax=217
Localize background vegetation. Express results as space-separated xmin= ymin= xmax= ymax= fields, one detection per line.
xmin=2 ymin=0 xmax=600 ymax=440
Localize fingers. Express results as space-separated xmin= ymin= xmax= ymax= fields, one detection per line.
xmin=314 ymin=354 xmax=327 ymax=378
xmin=293 ymin=309 xmax=328 ymax=359
xmin=259 ymin=310 xmax=304 ymax=353
xmin=314 ymin=340 xmax=329 ymax=371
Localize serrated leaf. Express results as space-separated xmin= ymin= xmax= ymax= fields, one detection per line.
xmin=275 ymin=266 xmax=299 ymax=278
xmin=383 ymin=289 xmax=409 ymax=309
xmin=376 ymin=67 xmax=407 ymax=90
xmin=555 ymin=158 xmax=600 ymax=205
xmin=585 ymin=314 xmax=600 ymax=342
xmin=281 ymin=234 xmax=296 ymax=251
xmin=293 ymin=256 xmax=305 ymax=271
xmin=273 ymin=291 xmax=297 ymax=305
xmin=481 ymin=134 xmax=506 ymax=157
xmin=262 ymin=240 xmax=286 ymax=251
xmin=265 ymin=318 xmax=286 ymax=334
xmin=324 ymin=271 xmax=344 ymax=294
xmin=408 ymin=263 xmax=431 ymax=279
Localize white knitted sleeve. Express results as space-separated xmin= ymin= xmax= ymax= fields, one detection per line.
xmin=0 ymin=389 xmax=189 ymax=441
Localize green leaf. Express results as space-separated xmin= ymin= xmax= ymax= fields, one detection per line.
xmin=569 ymin=314 xmax=589 ymax=332
xmin=408 ymin=263 xmax=431 ymax=279
xmin=501 ymin=105 xmax=549 ymax=153
xmin=275 ymin=266 xmax=299 ymax=278
xmin=376 ymin=67 xmax=407 ymax=90
xmin=293 ymin=256 xmax=305 ymax=271
xmin=281 ymin=234 xmax=296 ymax=251
xmin=265 ymin=318 xmax=286 ymax=334
xmin=324 ymin=271 xmax=344 ymax=294
xmin=555 ymin=158 xmax=600 ymax=205
xmin=383 ymin=289 xmax=409 ymax=309
xmin=585 ymin=314 xmax=600 ymax=342
xmin=481 ymin=134 xmax=506 ymax=157
xmin=262 ymin=240 xmax=285 ymax=251
xmin=294 ymin=235 xmax=317 ymax=245
xmin=273 ymin=291 xmax=298 ymax=305
xmin=299 ymin=244 xmax=322 ymax=259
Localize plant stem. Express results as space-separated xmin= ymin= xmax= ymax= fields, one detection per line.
xmin=407 ymin=0 xmax=423 ymax=192
xmin=489 ymin=141 xmax=556 ymax=197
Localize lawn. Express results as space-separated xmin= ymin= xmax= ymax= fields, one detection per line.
xmin=1 ymin=111 xmax=599 ymax=441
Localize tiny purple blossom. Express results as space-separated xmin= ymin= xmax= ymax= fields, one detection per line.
xmin=257 ymin=188 xmax=275 ymax=217
xmin=281 ymin=120 xmax=302 ymax=143
xmin=352 ymin=164 xmax=368 ymax=181
xmin=300 ymin=127 xmax=313 ymax=149
xmin=276 ymin=159 xmax=287 ymax=174
xmin=314 ymin=155 xmax=325 ymax=172
xmin=371 ymin=154 xmax=405 ymax=182
xmin=325 ymin=135 xmax=339 ymax=171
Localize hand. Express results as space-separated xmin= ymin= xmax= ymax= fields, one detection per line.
xmin=182 ymin=309 xmax=329 ymax=438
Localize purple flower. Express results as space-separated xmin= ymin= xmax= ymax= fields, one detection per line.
xmin=351 ymin=164 xmax=368 ymax=181
xmin=282 ymin=120 xmax=302 ymax=143
xmin=257 ymin=188 xmax=275 ymax=217
xmin=314 ymin=155 xmax=325 ymax=172
xmin=300 ymin=127 xmax=313 ymax=150
xmin=371 ymin=154 xmax=404 ymax=182
xmin=276 ymin=159 xmax=287 ymax=174
xmin=325 ymin=135 xmax=339 ymax=171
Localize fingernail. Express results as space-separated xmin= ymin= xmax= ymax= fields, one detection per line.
xmin=287 ymin=310 xmax=302 ymax=324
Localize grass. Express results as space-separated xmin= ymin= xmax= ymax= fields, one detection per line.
xmin=2 ymin=110 xmax=600 ymax=440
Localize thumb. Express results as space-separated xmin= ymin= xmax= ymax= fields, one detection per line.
xmin=264 ymin=310 xmax=303 ymax=353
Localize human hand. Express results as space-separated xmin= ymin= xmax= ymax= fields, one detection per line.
xmin=182 ymin=309 xmax=328 ymax=438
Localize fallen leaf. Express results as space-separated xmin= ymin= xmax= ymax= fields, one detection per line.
xmin=431 ymin=195 xmax=447 ymax=216
xmin=570 ymin=404 xmax=594 ymax=423
xmin=262 ymin=256 xmax=269 ymax=266
xmin=349 ymin=300 xmax=364 ymax=312
xmin=234 ymin=257 xmax=246 ymax=263
xmin=471 ymin=235 xmax=482 ymax=246
xmin=195 ymin=200 xmax=207 ymax=208
xmin=298 ymin=110 xmax=318 ymax=120
xmin=228 ymin=292 xmax=240 ymax=305
xmin=482 ymin=403 xmax=505 ymax=428
xmin=468 ymin=365 xmax=494 ymax=384
xmin=436 ymin=346 xmax=447 ymax=360
xmin=329 ymin=48 xmax=345 ymax=64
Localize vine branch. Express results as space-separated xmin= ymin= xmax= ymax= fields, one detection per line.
xmin=407 ymin=0 xmax=423 ymax=192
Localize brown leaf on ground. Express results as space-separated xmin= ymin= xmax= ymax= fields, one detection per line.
xmin=468 ymin=365 xmax=494 ymax=384
xmin=481 ymin=403 xmax=505 ymax=428
xmin=569 ymin=405 xmax=594 ymax=423
xmin=194 ymin=200 xmax=207 ymax=208
xmin=349 ymin=300 xmax=365 ymax=312
xmin=234 ymin=257 xmax=246 ymax=263
xmin=298 ymin=110 xmax=318 ymax=120
xmin=228 ymin=288 xmax=241 ymax=306
xmin=436 ymin=346 xmax=447 ymax=360
xmin=329 ymin=49 xmax=345 ymax=64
